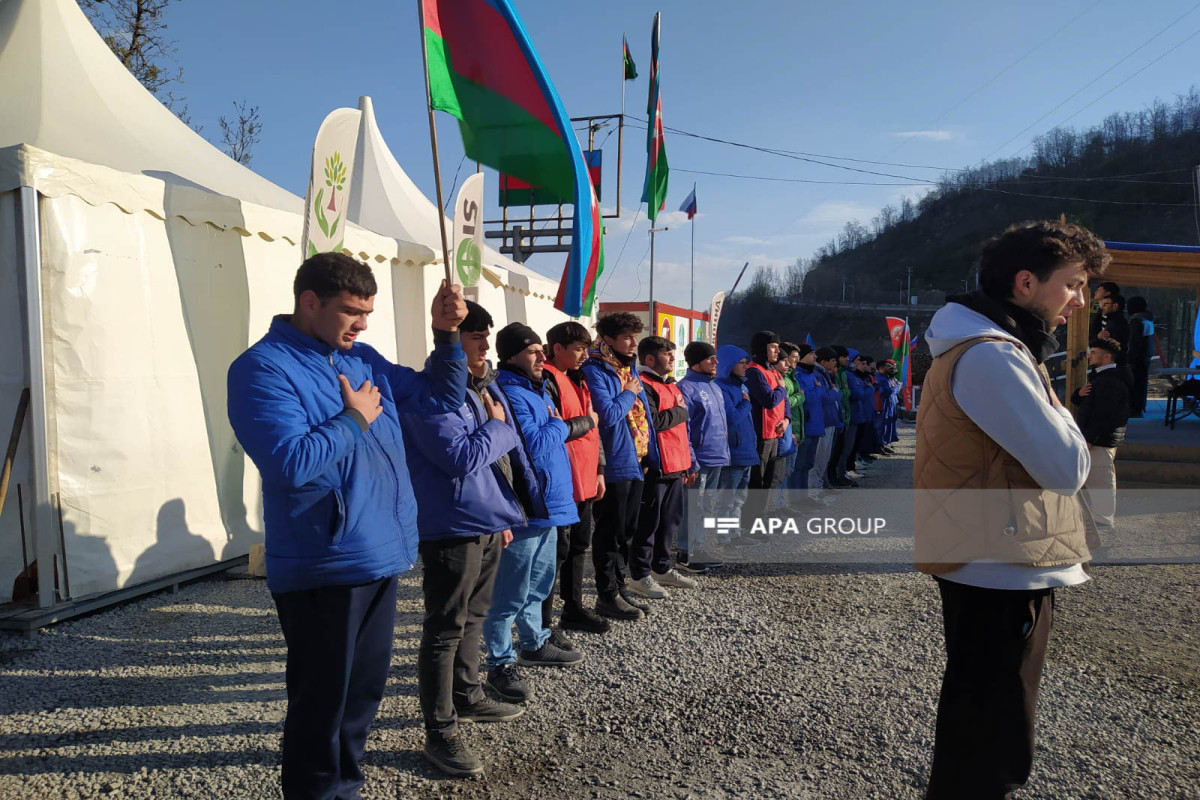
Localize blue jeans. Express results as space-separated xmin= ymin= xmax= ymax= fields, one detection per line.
xmin=683 ymin=465 xmax=724 ymax=551
xmin=717 ymin=465 xmax=753 ymax=532
xmin=794 ymin=434 xmax=821 ymax=491
xmin=483 ymin=527 xmax=556 ymax=668
xmin=774 ymin=449 xmax=798 ymax=509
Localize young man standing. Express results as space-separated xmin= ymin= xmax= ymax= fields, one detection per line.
xmin=485 ymin=324 xmax=584 ymax=704
xmin=1125 ymin=297 xmax=1156 ymax=417
xmin=1071 ymin=338 xmax=1132 ymax=530
xmin=582 ymin=312 xmax=652 ymax=620
xmin=825 ymin=346 xmax=855 ymax=487
xmin=792 ymin=344 xmax=826 ymax=505
xmin=1095 ymin=293 xmax=1130 ymax=358
xmin=227 ymin=253 xmax=466 ymax=798
xmin=401 ymin=301 xmax=529 ymax=777
xmin=875 ymin=359 xmax=901 ymax=455
xmin=916 ymin=220 xmax=1107 ymax=798
xmin=678 ymin=341 xmax=730 ymax=567
xmin=627 ymin=336 xmax=698 ymax=599
xmin=809 ymin=348 xmax=843 ymax=497
xmin=1089 ymin=280 xmax=1120 ymax=340
xmin=542 ymin=321 xmax=610 ymax=635
xmin=714 ymin=345 xmax=763 ymax=548
xmin=744 ymin=331 xmax=789 ymax=528
xmin=772 ymin=348 xmax=801 ymax=510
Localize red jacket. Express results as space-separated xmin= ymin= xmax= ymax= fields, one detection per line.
xmin=640 ymin=372 xmax=693 ymax=475
xmin=544 ymin=364 xmax=601 ymax=501
xmin=746 ymin=362 xmax=787 ymax=440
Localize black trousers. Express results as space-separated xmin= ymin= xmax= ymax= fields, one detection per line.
xmin=745 ymin=437 xmax=782 ymax=527
xmin=1132 ymin=361 xmax=1149 ymax=414
xmin=542 ymin=497 xmax=595 ymax=624
xmin=592 ymin=479 xmax=644 ymax=599
xmin=927 ymin=577 xmax=1055 ymax=800
xmin=417 ymin=534 xmax=500 ymax=737
xmin=273 ymin=575 xmax=398 ymax=800
xmin=631 ymin=477 xmax=684 ymax=579
xmin=826 ymin=428 xmax=845 ymax=483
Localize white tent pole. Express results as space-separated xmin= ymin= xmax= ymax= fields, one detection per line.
xmin=18 ymin=186 xmax=57 ymax=609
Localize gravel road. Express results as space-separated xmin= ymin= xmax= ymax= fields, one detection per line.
xmin=1 ymin=424 xmax=1197 ymax=799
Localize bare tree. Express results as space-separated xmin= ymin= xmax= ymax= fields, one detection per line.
xmin=79 ymin=1 xmax=187 ymax=105
xmin=218 ymin=101 xmax=263 ymax=166
xmin=783 ymin=257 xmax=807 ymax=297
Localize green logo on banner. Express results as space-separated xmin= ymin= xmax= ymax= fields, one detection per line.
xmin=456 ymin=240 xmax=482 ymax=287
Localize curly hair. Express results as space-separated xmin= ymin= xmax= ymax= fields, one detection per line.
xmin=595 ymin=311 xmax=644 ymax=339
xmin=979 ymin=220 xmax=1110 ymax=299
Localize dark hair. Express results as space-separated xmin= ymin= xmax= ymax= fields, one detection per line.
xmin=596 ymin=311 xmax=644 ymax=339
xmin=1097 ymin=281 xmax=1120 ymax=296
xmin=780 ymin=341 xmax=800 ymax=355
xmin=546 ymin=321 xmax=593 ymax=354
xmin=293 ymin=252 xmax=377 ymax=303
xmin=831 ymin=345 xmax=849 ymax=358
xmin=815 ymin=346 xmax=838 ymax=362
xmin=979 ymin=220 xmax=1110 ymax=299
xmin=859 ymin=354 xmax=875 ymax=365
xmin=1089 ymin=337 xmax=1121 ymax=358
xmin=460 ymin=301 xmax=493 ymax=333
xmin=1106 ymin=293 xmax=1125 ymax=311
xmin=638 ymin=335 xmax=674 ymax=362
xmin=1126 ymin=296 xmax=1148 ymax=314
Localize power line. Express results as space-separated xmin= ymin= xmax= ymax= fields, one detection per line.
xmin=974 ymin=184 xmax=1196 ymax=206
xmin=598 ymin=203 xmax=643 ymax=300
xmin=983 ymin=1 xmax=1200 ymax=160
xmin=674 ymin=168 xmax=926 ymax=186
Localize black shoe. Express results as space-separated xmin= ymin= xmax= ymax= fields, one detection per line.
xmin=830 ymin=478 xmax=858 ymax=488
xmin=486 ymin=662 xmax=531 ymax=703
xmin=423 ymin=732 xmax=483 ymax=777
xmin=560 ymin=606 xmax=612 ymax=633
xmin=674 ymin=558 xmax=710 ymax=576
xmin=547 ymin=629 xmax=576 ymax=651
xmin=455 ymin=696 xmax=525 ymax=723
xmin=862 ymin=455 xmax=877 ymax=463
xmin=517 ymin=640 xmax=584 ymax=667
xmin=618 ymin=587 xmax=652 ymax=616
xmin=595 ymin=594 xmax=643 ymax=621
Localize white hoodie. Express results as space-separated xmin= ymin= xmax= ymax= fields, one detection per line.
xmin=922 ymin=302 xmax=1091 ymax=590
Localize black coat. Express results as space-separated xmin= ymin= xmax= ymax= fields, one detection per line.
xmin=1071 ymin=365 xmax=1132 ymax=448
xmin=1098 ymin=310 xmax=1131 ymax=359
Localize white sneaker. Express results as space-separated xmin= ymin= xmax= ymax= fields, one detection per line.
xmin=846 ymin=470 xmax=864 ymax=480
xmin=654 ymin=568 xmax=697 ymax=589
xmin=626 ymin=575 xmax=669 ymax=599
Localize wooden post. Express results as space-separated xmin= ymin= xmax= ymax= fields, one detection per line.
xmin=417 ymin=1 xmax=455 ymax=285
xmin=1065 ymin=302 xmax=1090 ymax=411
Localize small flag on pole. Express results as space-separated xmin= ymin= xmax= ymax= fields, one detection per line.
xmin=623 ymin=34 xmax=637 ymax=80
xmin=642 ymin=12 xmax=669 ymax=221
xmin=805 ymin=333 xmax=814 ymax=349
xmin=679 ymin=187 xmax=697 ymax=220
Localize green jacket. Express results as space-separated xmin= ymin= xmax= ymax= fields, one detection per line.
xmin=834 ymin=367 xmax=851 ymax=426
xmin=782 ymin=370 xmax=805 ymax=441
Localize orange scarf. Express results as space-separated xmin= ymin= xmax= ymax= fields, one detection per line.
xmin=592 ymin=341 xmax=649 ymax=459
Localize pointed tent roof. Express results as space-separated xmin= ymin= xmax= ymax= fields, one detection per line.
xmin=0 ymin=0 xmax=298 ymax=211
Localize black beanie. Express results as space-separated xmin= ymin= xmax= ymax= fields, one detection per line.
xmin=684 ymin=341 xmax=717 ymax=367
xmin=797 ymin=343 xmax=814 ymax=359
xmin=496 ymin=322 xmax=541 ymax=363
xmin=750 ymin=330 xmax=780 ymax=363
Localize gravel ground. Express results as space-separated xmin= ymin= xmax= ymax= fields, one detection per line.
xmin=1 ymin=424 xmax=1198 ymax=799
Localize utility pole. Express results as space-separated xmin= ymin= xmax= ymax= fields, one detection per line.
xmin=906 ymin=264 xmax=913 ymax=306
xmin=649 ymin=226 xmax=668 ymax=329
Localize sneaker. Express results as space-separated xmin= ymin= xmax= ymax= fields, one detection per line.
xmin=486 ymin=662 xmax=531 ymax=703
xmin=455 ymin=696 xmax=525 ymax=724
xmin=595 ymin=594 xmax=643 ymax=621
xmin=560 ymin=606 xmax=612 ymax=633
xmin=846 ymin=470 xmax=864 ymax=480
xmin=625 ymin=575 xmax=669 ymax=599
xmin=423 ymin=732 xmax=483 ymax=777
xmin=618 ymin=587 xmax=652 ymax=615
xmin=654 ymin=568 xmax=697 ymax=589
xmin=517 ymin=640 xmax=584 ymax=667
xmin=548 ymin=629 xmax=576 ymax=651
xmin=674 ymin=558 xmax=709 ymax=576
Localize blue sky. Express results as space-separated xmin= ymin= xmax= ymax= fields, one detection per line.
xmin=167 ymin=0 xmax=1200 ymax=311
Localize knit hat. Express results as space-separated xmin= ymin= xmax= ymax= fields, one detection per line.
xmin=797 ymin=343 xmax=814 ymax=359
xmin=496 ymin=322 xmax=541 ymax=363
xmin=749 ymin=330 xmax=780 ymax=364
xmin=684 ymin=341 xmax=717 ymax=367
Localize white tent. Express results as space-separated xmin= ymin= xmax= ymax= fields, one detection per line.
xmin=0 ymin=0 xmax=580 ymax=613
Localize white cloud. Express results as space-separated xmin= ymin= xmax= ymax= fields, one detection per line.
xmin=722 ymin=234 xmax=771 ymax=246
xmin=799 ymin=200 xmax=878 ymax=228
xmin=892 ymin=130 xmax=957 ymax=142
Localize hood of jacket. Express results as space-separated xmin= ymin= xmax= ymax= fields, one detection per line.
xmin=927 ymin=298 xmax=1032 ymax=360
xmin=716 ymin=345 xmax=749 ymax=380
xmin=938 ymin=290 xmax=1058 ymax=363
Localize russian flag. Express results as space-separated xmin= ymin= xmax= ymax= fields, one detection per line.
xmin=679 ymin=187 xmax=697 ymax=220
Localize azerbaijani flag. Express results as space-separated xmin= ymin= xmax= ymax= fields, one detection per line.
xmin=642 ymin=12 xmax=669 ymax=222
xmin=805 ymin=333 xmax=815 ymax=349
xmin=421 ymin=0 xmax=601 ymax=317
xmin=623 ymin=34 xmax=637 ymax=80
xmin=887 ymin=317 xmax=913 ymax=410
xmin=679 ymin=187 xmax=696 ymax=220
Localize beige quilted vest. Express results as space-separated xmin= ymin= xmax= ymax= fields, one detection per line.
xmin=913 ymin=336 xmax=1097 ymax=575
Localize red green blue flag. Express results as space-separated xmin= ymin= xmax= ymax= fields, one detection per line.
xmin=421 ymin=0 xmax=601 ymax=317
xmin=623 ymin=34 xmax=637 ymax=80
xmin=642 ymin=12 xmax=669 ymax=222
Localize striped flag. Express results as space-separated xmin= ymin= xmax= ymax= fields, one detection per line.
xmin=642 ymin=12 xmax=669 ymax=221
xmin=623 ymin=34 xmax=637 ymax=80
xmin=679 ymin=187 xmax=696 ymax=220
xmin=421 ymin=0 xmax=601 ymax=317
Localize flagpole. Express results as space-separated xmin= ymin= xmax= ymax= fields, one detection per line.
xmin=689 ymin=181 xmax=695 ymax=315
xmin=618 ymin=35 xmax=626 ymax=219
xmin=417 ymin=1 xmax=455 ymax=285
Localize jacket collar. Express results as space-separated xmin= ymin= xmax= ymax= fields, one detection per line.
xmin=270 ymin=314 xmax=337 ymax=356
xmin=681 ymin=369 xmax=716 ymax=383
xmin=637 ymin=364 xmax=674 ymax=384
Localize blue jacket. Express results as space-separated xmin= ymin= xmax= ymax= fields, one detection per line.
xmin=847 ymin=370 xmax=876 ymax=425
xmin=495 ymin=368 xmax=580 ymax=530
xmin=400 ymin=368 xmax=547 ymax=542
xmin=581 ymin=355 xmax=650 ymax=483
xmin=227 ymin=316 xmax=466 ymax=594
xmin=877 ymin=372 xmax=901 ymax=418
xmin=817 ymin=364 xmax=844 ymax=431
xmin=678 ymin=370 xmax=731 ymax=468
xmin=793 ymin=364 xmax=826 ymax=437
xmin=714 ymin=345 xmax=759 ymax=468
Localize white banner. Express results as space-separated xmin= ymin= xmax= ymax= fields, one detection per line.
xmin=301 ymin=108 xmax=361 ymax=258
xmin=452 ymin=172 xmax=485 ymax=287
xmin=708 ymin=290 xmax=725 ymax=345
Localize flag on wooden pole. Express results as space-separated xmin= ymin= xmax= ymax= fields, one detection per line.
xmin=642 ymin=12 xmax=668 ymax=222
